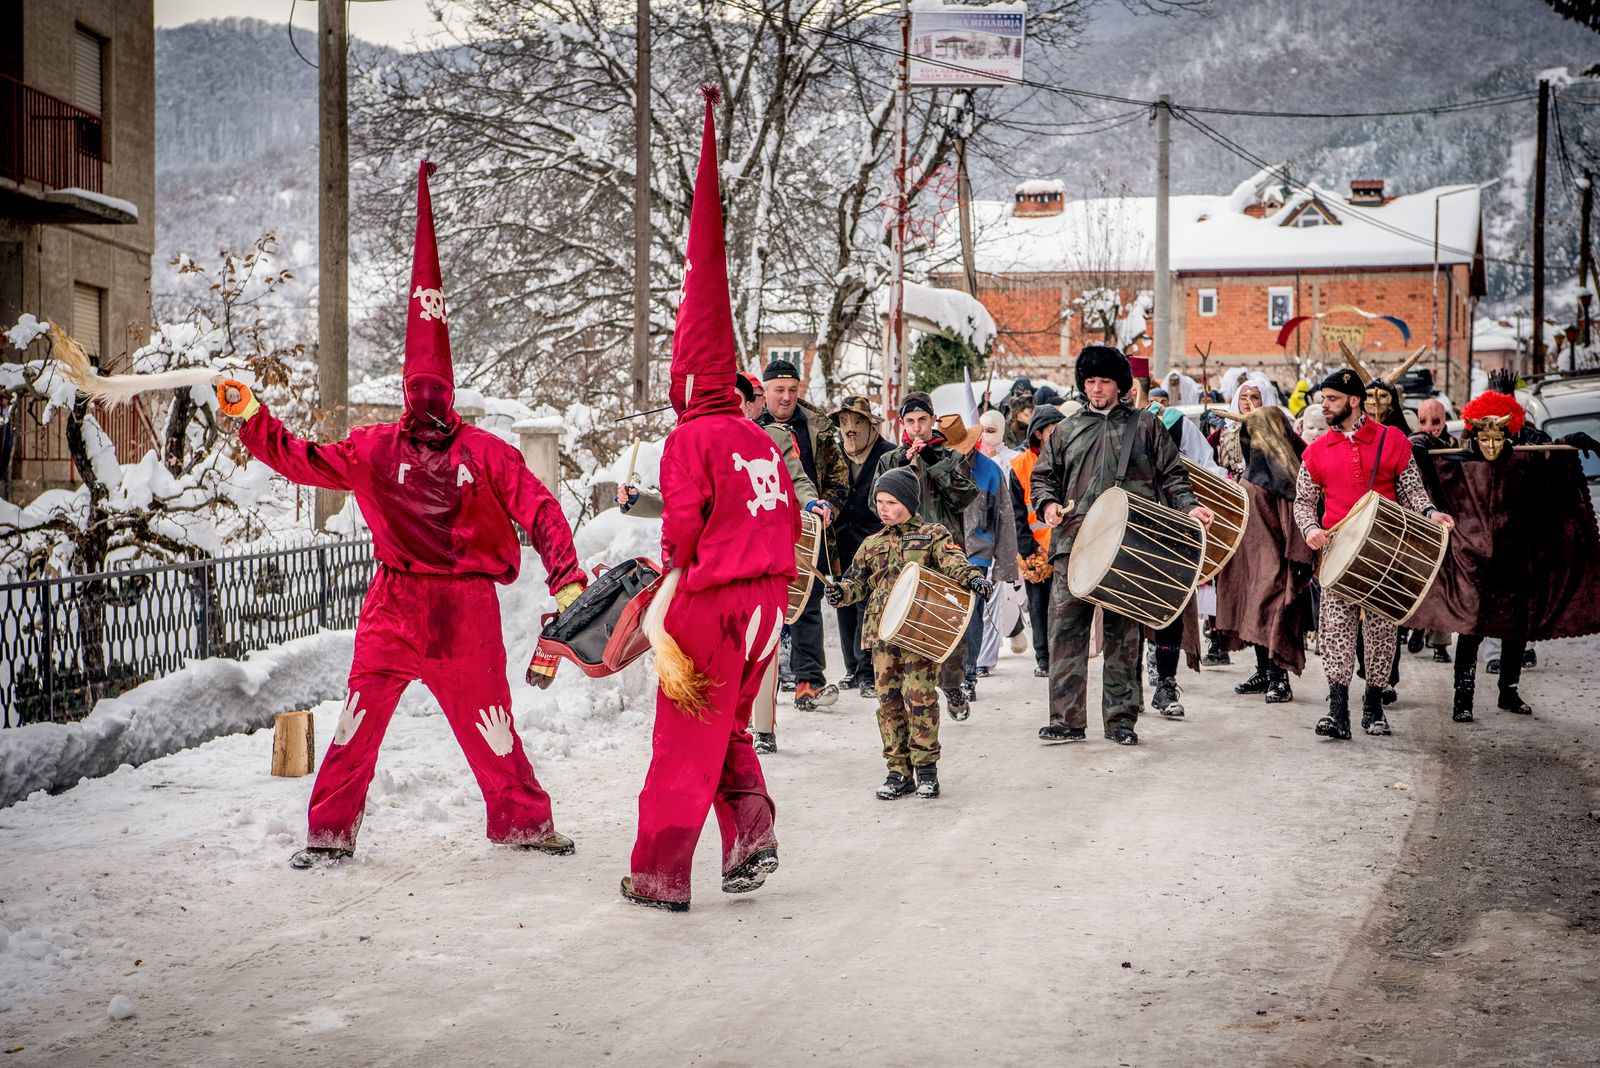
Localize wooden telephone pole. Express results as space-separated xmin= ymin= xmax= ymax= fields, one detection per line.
xmin=315 ymin=0 xmax=349 ymax=528
xmin=1531 ymin=78 xmax=1549 ymax=375
xmin=631 ymin=0 xmax=651 ymax=408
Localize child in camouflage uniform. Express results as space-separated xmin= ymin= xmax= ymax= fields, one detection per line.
xmin=827 ymin=468 xmax=992 ymax=799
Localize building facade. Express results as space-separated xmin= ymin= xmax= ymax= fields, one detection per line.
xmin=2 ymin=0 xmax=156 ymax=496
xmin=930 ymin=172 xmax=1485 ymax=403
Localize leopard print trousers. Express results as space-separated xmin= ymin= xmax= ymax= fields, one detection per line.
xmin=1319 ymin=592 xmax=1396 ymax=688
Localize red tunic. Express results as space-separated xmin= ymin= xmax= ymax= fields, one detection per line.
xmin=240 ymin=404 xmax=583 ymax=593
xmin=1300 ymin=418 xmax=1414 ymax=528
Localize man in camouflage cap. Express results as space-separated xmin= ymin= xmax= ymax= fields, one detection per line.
xmin=1031 ymin=345 xmax=1213 ymax=746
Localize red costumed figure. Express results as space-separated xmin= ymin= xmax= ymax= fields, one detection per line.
xmin=217 ymin=162 xmax=587 ymax=868
xmin=620 ymin=86 xmax=801 ymax=912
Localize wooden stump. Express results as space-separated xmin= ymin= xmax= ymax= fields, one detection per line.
xmin=271 ymin=710 xmax=315 ymax=777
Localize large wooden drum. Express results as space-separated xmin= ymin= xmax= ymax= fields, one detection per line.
xmin=1066 ymin=488 xmax=1205 ymax=629
xmin=785 ymin=510 xmax=822 ymax=623
xmin=880 ymin=563 xmax=975 ymax=662
xmin=1181 ymin=458 xmax=1249 ymax=584
xmin=1318 ymin=491 xmax=1448 ymax=624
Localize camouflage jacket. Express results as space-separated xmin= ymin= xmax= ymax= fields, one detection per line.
xmin=759 ymin=398 xmax=850 ymax=573
xmin=1030 ymin=402 xmax=1199 ymax=560
xmin=874 ymin=439 xmax=979 ymax=543
xmin=834 ymin=518 xmax=980 ymax=651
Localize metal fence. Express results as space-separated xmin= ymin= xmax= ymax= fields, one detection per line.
xmin=0 ymin=73 xmax=105 ymax=193
xmin=0 ymin=540 xmax=377 ymax=728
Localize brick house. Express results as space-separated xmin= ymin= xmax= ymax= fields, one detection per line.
xmin=928 ymin=170 xmax=1485 ymax=402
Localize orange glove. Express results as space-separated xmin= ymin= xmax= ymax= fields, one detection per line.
xmin=216 ymin=379 xmax=260 ymax=420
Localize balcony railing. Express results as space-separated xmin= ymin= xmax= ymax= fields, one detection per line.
xmin=0 ymin=73 xmax=104 ymax=193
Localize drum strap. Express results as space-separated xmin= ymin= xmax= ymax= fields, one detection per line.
xmin=1367 ymin=430 xmax=1386 ymax=493
xmin=1114 ymin=410 xmax=1146 ymax=488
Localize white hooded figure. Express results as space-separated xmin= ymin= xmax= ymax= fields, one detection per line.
xmin=1219 ymin=366 xmax=1252 ymax=404
xmin=1218 ymin=373 xmax=1282 ymax=478
xmin=1161 ymin=370 xmax=1202 ymax=407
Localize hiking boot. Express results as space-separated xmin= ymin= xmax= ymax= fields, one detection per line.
xmin=1146 ymin=647 xmax=1160 ymax=687
xmin=516 ymin=831 xmax=576 ymax=856
xmin=914 ymin=764 xmax=940 ymax=799
xmin=753 ymin=731 xmax=777 ymax=754
xmin=1315 ymin=683 xmax=1352 ymax=740
xmin=1498 ymin=686 xmax=1533 ymax=715
xmin=1039 ymin=723 xmax=1085 ymax=743
xmin=1264 ymin=670 xmax=1293 ymax=704
xmin=836 ymin=673 xmax=859 ymax=690
xmin=620 ymin=875 xmax=689 ymax=912
xmin=858 ymin=679 xmax=877 ymax=700
xmin=1432 ymin=646 xmax=1452 ymax=663
xmin=1452 ymin=679 xmax=1475 ymax=723
xmin=876 ymin=771 xmax=915 ymax=800
xmin=1034 ymin=662 xmax=1049 ymax=678
xmin=1361 ymin=685 xmax=1390 ymax=735
xmin=976 ymin=666 xmax=991 ymax=678
xmin=1406 ymin=628 xmax=1427 ymax=654
xmin=1152 ymin=677 xmax=1184 ymax=718
xmin=1523 ymin=647 xmax=1538 ymax=668
xmin=794 ymin=681 xmax=838 ymax=711
xmin=1485 ymin=657 xmax=1501 ymax=675
xmin=962 ymin=676 xmax=978 ymax=702
xmin=1105 ymin=726 xmax=1139 ymax=745
xmin=1381 ymin=686 xmax=1397 ymax=706
xmin=1202 ymin=636 xmax=1231 ymax=665
xmin=722 ymin=846 xmax=779 ymax=894
xmin=289 ymin=846 xmax=352 ymax=870
xmin=1234 ymin=670 xmax=1270 ymax=695
xmin=944 ymin=686 xmax=971 ymax=722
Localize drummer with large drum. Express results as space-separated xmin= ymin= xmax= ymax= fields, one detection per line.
xmin=1295 ymin=367 xmax=1454 ymax=741
xmin=1031 ymin=345 xmax=1215 ymax=747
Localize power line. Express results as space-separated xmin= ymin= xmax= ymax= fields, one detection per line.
xmin=714 ymin=0 xmax=1540 ymax=123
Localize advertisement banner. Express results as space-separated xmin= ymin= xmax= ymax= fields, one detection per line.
xmin=909 ymin=3 xmax=1026 ymax=86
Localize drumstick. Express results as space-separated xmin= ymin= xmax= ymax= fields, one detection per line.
xmin=624 ymin=438 xmax=641 ymax=486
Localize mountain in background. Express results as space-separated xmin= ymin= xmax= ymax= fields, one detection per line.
xmin=153 ymin=2 xmax=1600 ymax=363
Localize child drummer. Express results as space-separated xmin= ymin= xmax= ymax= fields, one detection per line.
xmin=826 ymin=468 xmax=992 ymax=799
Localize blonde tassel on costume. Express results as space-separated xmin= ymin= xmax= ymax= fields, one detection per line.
xmin=47 ymin=321 xmax=219 ymax=406
xmin=643 ymin=567 xmax=713 ymax=717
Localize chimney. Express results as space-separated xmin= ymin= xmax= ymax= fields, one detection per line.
xmin=1349 ymin=179 xmax=1386 ymax=206
xmin=1013 ymin=179 xmax=1065 ymax=218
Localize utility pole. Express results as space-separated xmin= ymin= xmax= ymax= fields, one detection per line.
xmin=1532 ymin=78 xmax=1549 ymax=375
xmin=1581 ymin=169 xmax=1594 ymax=347
xmin=883 ymin=0 xmax=911 ymax=424
xmin=315 ymin=0 xmax=349 ymax=529
xmin=952 ymin=91 xmax=978 ymax=297
xmin=1152 ymin=93 xmax=1171 ymax=380
xmin=632 ymin=0 xmax=651 ymax=408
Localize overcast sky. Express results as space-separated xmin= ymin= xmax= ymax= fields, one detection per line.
xmin=153 ymin=0 xmax=457 ymax=52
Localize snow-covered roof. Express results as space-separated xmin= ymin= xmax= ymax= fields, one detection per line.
xmin=880 ymin=280 xmax=997 ymax=352
xmin=934 ymin=181 xmax=1483 ymax=277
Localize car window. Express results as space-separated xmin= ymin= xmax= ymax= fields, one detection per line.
xmin=1543 ymin=414 xmax=1600 ymax=479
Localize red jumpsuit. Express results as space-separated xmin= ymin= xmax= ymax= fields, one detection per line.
xmin=628 ymin=377 xmax=800 ymax=903
xmin=240 ymin=405 xmax=585 ymax=850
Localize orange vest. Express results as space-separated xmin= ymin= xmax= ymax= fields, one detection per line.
xmin=1011 ymin=448 xmax=1050 ymax=552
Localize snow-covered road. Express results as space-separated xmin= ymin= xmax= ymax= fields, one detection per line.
xmin=2 ymin=636 xmax=1596 ymax=1065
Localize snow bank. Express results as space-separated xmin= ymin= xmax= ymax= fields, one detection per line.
xmin=884 ymin=280 xmax=997 ymax=352
xmin=0 ymin=629 xmax=355 ymax=809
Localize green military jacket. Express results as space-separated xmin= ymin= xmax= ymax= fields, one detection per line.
xmin=874 ymin=440 xmax=978 ymax=543
xmin=759 ymin=398 xmax=850 ymax=573
xmin=1029 ymin=402 xmax=1199 ymax=560
xmin=834 ymin=518 xmax=980 ymax=651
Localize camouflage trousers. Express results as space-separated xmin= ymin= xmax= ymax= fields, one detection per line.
xmin=871 ymin=645 xmax=941 ymax=774
xmin=1046 ymin=556 xmax=1143 ymax=731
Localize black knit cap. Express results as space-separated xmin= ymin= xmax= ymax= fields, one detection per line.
xmin=1075 ymin=345 xmax=1132 ymax=393
xmin=874 ymin=467 xmax=922 ymax=514
xmin=898 ymin=391 xmax=935 ymax=417
xmin=1320 ymin=368 xmax=1365 ymax=398
xmin=1027 ymin=403 xmax=1065 ymax=443
xmin=763 ymin=359 xmax=801 ymax=381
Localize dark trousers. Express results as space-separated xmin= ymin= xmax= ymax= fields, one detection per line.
xmin=1456 ymin=634 xmax=1526 ymax=691
xmin=836 ymin=602 xmax=866 ymax=681
xmin=790 ymin=581 xmax=827 ymax=686
xmin=963 ymin=572 xmax=988 ymax=678
xmin=1047 ymin=558 xmax=1142 ymax=731
xmin=1151 ymin=614 xmax=1183 ymax=679
xmin=1025 ymin=576 xmax=1051 ymax=669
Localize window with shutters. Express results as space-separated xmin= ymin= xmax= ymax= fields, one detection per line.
xmin=74 ymin=27 xmax=106 ymax=159
xmin=74 ymin=283 xmax=104 ymax=360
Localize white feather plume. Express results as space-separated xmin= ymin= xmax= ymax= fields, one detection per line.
xmin=47 ymin=321 xmax=219 ymax=407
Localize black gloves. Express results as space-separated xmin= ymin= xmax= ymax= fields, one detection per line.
xmin=1560 ymin=431 xmax=1600 ymax=457
xmin=823 ymin=582 xmax=846 ymax=607
xmin=969 ymin=576 xmax=994 ymax=599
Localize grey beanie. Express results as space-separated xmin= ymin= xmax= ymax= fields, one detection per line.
xmin=874 ymin=467 xmax=922 ymax=514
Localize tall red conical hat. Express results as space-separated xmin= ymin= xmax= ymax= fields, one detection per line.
xmin=668 ymin=85 xmax=740 ymax=420
xmin=404 ymin=160 xmax=452 ymax=386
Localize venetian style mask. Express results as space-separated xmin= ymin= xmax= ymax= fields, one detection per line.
xmin=1467 ymin=415 xmax=1511 ymax=461
xmin=1364 ymin=386 xmax=1392 ymax=422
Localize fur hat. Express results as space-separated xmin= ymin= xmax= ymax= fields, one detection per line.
xmin=1075 ymin=345 xmax=1133 ymax=393
xmin=874 ymin=467 xmax=921 ymax=514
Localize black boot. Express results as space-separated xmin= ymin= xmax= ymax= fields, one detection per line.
xmin=1264 ymin=668 xmax=1293 ymax=704
xmin=1432 ymin=646 xmax=1452 ymax=663
xmin=1406 ymin=628 xmax=1426 ymax=654
xmin=1152 ymin=677 xmax=1184 ymax=718
xmin=914 ymin=763 xmax=941 ymax=798
xmin=1452 ymin=680 xmax=1475 ymax=722
xmin=1361 ymin=684 xmax=1390 ymax=735
xmin=1234 ymin=670 xmax=1270 ymax=695
xmin=1316 ymin=684 xmax=1352 ymax=740
xmin=944 ymin=686 xmax=970 ymax=722
xmin=1498 ymin=685 xmax=1534 ymax=715
xmin=1202 ymin=633 xmax=1231 ymax=665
